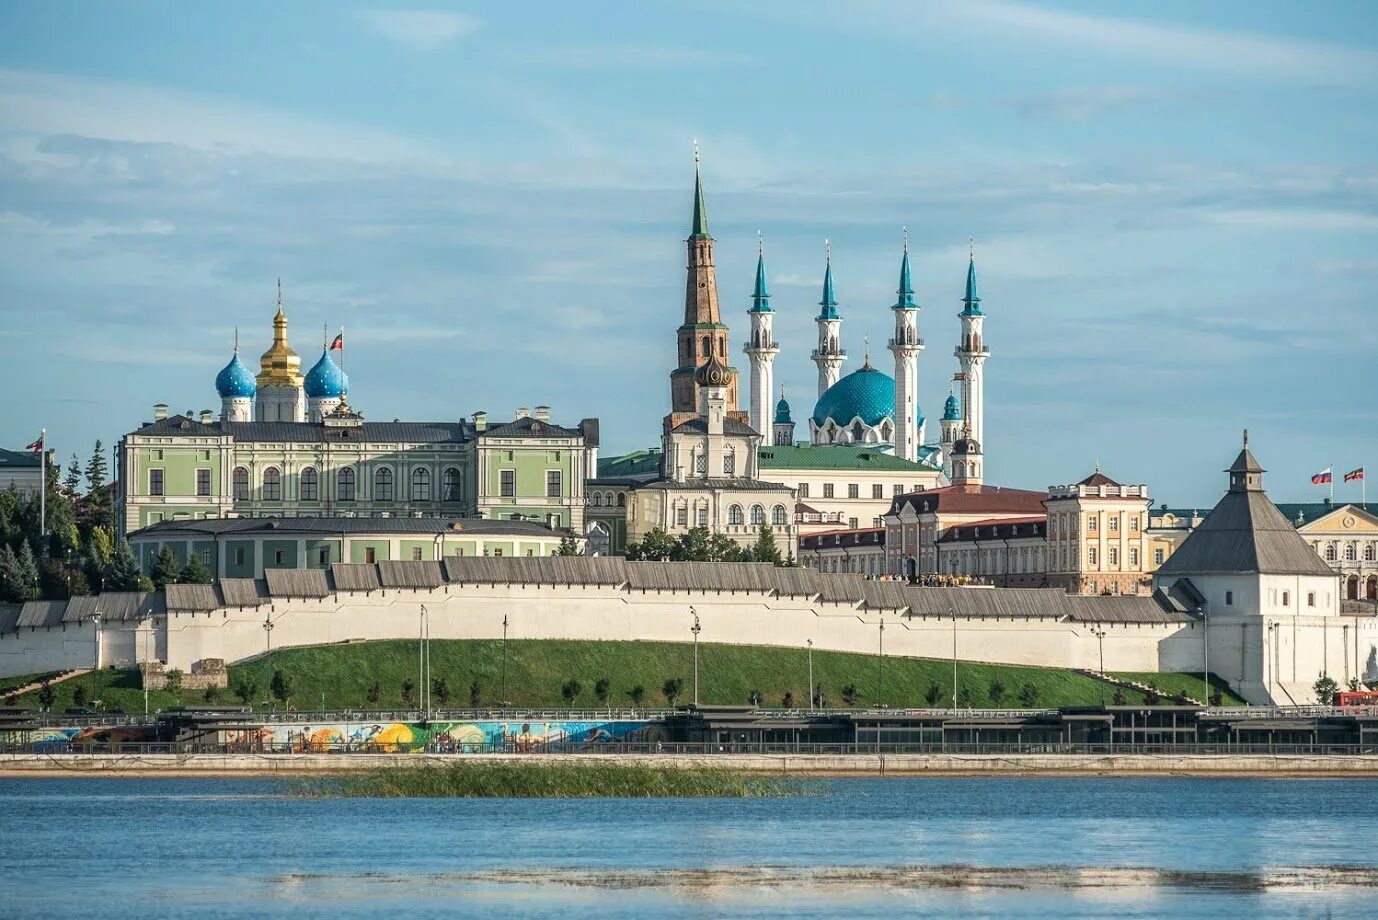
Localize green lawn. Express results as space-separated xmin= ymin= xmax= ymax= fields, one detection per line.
xmin=1111 ymin=671 xmax=1245 ymax=705
xmin=4 ymin=640 xmax=1247 ymax=712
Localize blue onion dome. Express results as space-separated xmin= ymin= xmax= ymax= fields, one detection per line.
xmin=774 ymin=395 xmax=793 ymax=425
xmin=943 ymin=392 xmax=961 ymax=421
xmin=215 ymin=352 xmax=257 ymax=399
xmin=811 ymin=362 xmax=896 ymax=427
xmin=304 ymin=347 xmax=349 ymax=399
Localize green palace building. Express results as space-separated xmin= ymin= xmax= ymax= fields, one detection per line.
xmin=117 ymin=294 xmax=597 ymax=543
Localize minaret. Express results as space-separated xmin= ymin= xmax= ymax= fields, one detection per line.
xmin=743 ymin=233 xmax=779 ymax=435
xmin=888 ymin=230 xmax=925 ymax=462
xmin=811 ymin=241 xmax=846 ymax=397
xmin=215 ymin=327 xmax=256 ymax=422
xmin=955 ymin=243 xmax=988 ymax=447
xmin=255 ymin=279 xmax=306 ymax=422
xmin=939 ymin=380 xmax=962 ymax=479
xmin=772 ymin=384 xmax=795 ymax=446
xmin=668 ymin=145 xmax=742 ymax=431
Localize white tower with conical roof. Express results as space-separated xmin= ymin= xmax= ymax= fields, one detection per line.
xmin=811 ymin=242 xmax=846 ymax=397
xmin=888 ymin=231 xmax=924 ymax=463
xmin=955 ymin=246 xmax=987 ymax=447
xmin=743 ymin=234 xmax=779 ymax=435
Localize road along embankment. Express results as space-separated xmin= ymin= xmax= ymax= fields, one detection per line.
xmin=2 ymin=752 xmax=1377 ymax=776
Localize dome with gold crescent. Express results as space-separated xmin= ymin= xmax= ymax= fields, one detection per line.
xmin=257 ymin=299 xmax=303 ymax=388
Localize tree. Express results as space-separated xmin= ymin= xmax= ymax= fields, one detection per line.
xmin=924 ymin=681 xmax=944 ymax=706
xmin=84 ymin=441 xmax=109 ymax=527
xmin=561 ymin=678 xmax=583 ymax=705
xmin=1018 ymin=683 xmax=1040 ymax=707
xmin=38 ymin=559 xmax=90 ymax=599
xmin=0 ymin=544 xmax=30 ymax=602
xmin=270 ymin=669 xmax=294 ymax=706
xmin=554 ymin=534 xmax=581 ymax=556
xmin=594 ymin=677 xmax=612 ymax=705
xmin=107 ymin=540 xmax=145 ymax=591
xmin=432 ymin=677 xmax=451 ymax=706
xmin=747 ymin=688 xmax=763 ymax=707
xmin=233 ymin=678 xmax=260 ymax=706
xmin=367 ymin=681 xmax=382 ymax=706
xmin=63 ymin=455 xmax=82 ymax=496
xmin=662 ymin=677 xmax=684 ymax=705
xmin=1113 ymin=687 xmax=1127 ymax=706
xmin=627 ymin=684 xmax=646 ymax=706
xmin=627 ymin=528 xmax=679 ymax=561
xmin=165 ymin=668 xmax=184 ymax=697
xmin=468 ymin=680 xmax=481 ymax=707
xmin=1313 ymin=674 xmax=1340 ymax=706
xmin=180 ymin=554 xmax=213 ymax=584
xmin=14 ymin=542 xmax=39 ymax=600
xmin=841 ymin=683 xmax=859 ymax=707
xmin=401 ymin=679 xmax=416 ymax=706
xmin=37 ymin=680 xmax=56 ymax=711
xmin=988 ymin=678 xmax=1007 ymax=705
xmin=1142 ymin=683 xmax=1160 ymax=706
xmin=203 ymin=686 xmax=221 ymax=704
xmin=1349 ymin=677 xmax=1362 ymax=692
xmin=150 ymin=547 xmax=181 ymax=589
xmin=812 ymin=684 xmax=827 ymax=708
xmin=752 ymin=525 xmax=782 ymax=565
xmin=706 ymin=532 xmax=743 ymax=562
xmin=73 ymin=683 xmax=88 ymax=707
xmin=781 ymin=691 xmax=795 ymax=709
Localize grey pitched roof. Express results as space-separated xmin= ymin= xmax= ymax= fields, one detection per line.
xmin=0 ymin=448 xmax=42 ymax=469
xmin=480 ymin=417 xmax=583 ymax=439
xmin=135 ymin=415 xmax=472 ymax=444
xmin=904 ymin=586 xmax=1188 ymax=624
xmin=1155 ymin=490 xmax=1336 ymax=578
xmin=130 ymin=516 xmax=558 ymax=539
xmin=671 ymin=417 xmax=758 ymax=437
xmin=637 ymin=477 xmax=794 ymax=492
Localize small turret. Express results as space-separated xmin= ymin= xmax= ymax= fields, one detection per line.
xmin=743 ymin=232 xmax=779 ymax=434
xmin=888 ymin=228 xmax=924 ymax=462
xmin=811 ymin=240 xmax=846 ymax=397
xmin=772 ymin=385 xmax=795 ymax=446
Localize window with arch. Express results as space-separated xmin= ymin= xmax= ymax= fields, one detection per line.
xmin=412 ymin=467 xmax=431 ymax=501
xmin=1345 ymin=543 xmax=1357 ymax=561
xmin=374 ymin=467 xmax=394 ymax=502
xmin=300 ymin=467 xmax=318 ymax=501
xmin=617 ymin=492 xmax=626 ymax=507
xmin=701 ymin=334 xmax=711 ymax=357
xmin=232 ymin=466 xmax=249 ymax=501
xmin=750 ymin=504 xmax=765 ymax=525
xmin=443 ymin=467 xmax=462 ymax=502
xmin=1326 ymin=543 xmax=1337 ymax=561
xmin=1367 ymin=544 xmax=1376 ymax=562
xmin=728 ymin=504 xmax=744 ymax=525
xmin=771 ymin=504 xmax=788 ymax=526
xmin=262 ymin=467 xmax=281 ymax=501
xmin=723 ymin=450 xmax=735 ymax=475
xmin=592 ymin=492 xmax=603 ymax=507
xmin=337 ymin=467 xmax=356 ymax=502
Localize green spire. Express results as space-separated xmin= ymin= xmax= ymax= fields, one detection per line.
xmin=690 ymin=143 xmax=710 ymax=240
xmin=962 ymin=239 xmax=982 ymax=315
xmin=893 ymin=228 xmax=917 ymax=310
xmin=817 ymin=240 xmax=839 ymax=320
xmin=750 ymin=232 xmax=771 ymax=313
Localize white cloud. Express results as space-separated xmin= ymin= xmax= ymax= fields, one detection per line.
xmin=509 ymin=44 xmax=750 ymax=69
xmin=355 ymin=9 xmax=481 ymax=51
xmin=1200 ymin=209 xmax=1378 ymax=231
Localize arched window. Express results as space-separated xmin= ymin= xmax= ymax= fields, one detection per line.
xmin=374 ymin=467 xmax=393 ymax=502
xmin=592 ymin=492 xmax=603 ymax=507
xmin=412 ymin=467 xmax=431 ymax=501
xmin=1366 ymin=544 xmax=1376 ymax=562
xmin=617 ymin=492 xmax=626 ymax=508
xmin=262 ymin=467 xmax=281 ymax=501
xmin=443 ymin=467 xmax=462 ymax=502
xmin=728 ymin=504 xmax=744 ymax=525
xmin=772 ymin=504 xmax=788 ymax=526
xmin=1326 ymin=543 xmax=1337 ymax=561
xmin=701 ymin=335 xmax=710 ymax=357
xmin=750 ymin=504 xmax=765 ymax=525
xmin=232 ymin=467 xmax=249 ymax=501
xmin=1345 ymin=543 xmax=1357 ymax=561
xmin=723 ymin=449 xmax=735 ymax=475
xmin=337 ymin=467 xmax=356 ymax=502
xmin=300 ymin=467 xmax=318 ymax=501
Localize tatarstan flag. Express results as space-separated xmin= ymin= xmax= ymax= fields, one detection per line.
xmin=1345 ymin=468 xmax=1365 ymax=483
xmin=329 ymin=332 xmax=343 ymax=350
xmin=24 ymin=434 xmax=43 ymax=452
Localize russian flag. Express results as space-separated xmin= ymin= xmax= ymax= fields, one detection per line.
xmin=1312 ymin=468 xmax=1333 ymax=485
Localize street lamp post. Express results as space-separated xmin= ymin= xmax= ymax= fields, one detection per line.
xmin=263 ymin=615 xmax=274 ymax=655
xmin=877 ymin=617 xmax=885 ymax=708
xmin=1090 ymin=626 xmax=1107 ymax=708
xmin=140 ymin=609 xmax=153 ymax=715
xmin=1200 ymin=605 xmax=1210 ymax=706
xmin=501 ymin=614 xmax=509 ymax=710
xmin=690 ymin=607 xmax=701 ymax=708
xmin=90 ymin=612 xmax=102 ymax=671
xmin=951 ymin=607 xmax=958 ymax=709
xmin=807 ymin=639 xmax=814 ymax=710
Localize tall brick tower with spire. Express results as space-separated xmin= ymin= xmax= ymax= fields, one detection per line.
xmin=666 ymin=148 xmax=745 ymax=432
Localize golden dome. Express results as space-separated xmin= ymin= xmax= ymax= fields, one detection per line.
xmin=257 ymin=303 xmax=304 ymax=388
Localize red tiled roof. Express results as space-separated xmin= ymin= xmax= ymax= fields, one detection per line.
xmin=1077 ymin=470 xmax=1120 ymax=487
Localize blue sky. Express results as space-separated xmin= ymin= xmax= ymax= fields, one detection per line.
xmin=2 ymin=0 xmax=1376 ymax=505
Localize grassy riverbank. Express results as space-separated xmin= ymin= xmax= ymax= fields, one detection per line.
xmin=291 ymin=762 xmax=813 ymax=798
xmin=4 ymin=639 xmax=1248 ymax=712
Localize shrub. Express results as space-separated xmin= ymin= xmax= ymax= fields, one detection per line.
xmin=747 ymin=688 xmax=763 ymax=707
xmin=781 ymin=691 xmax=795 ymax=709
xmin=627 ymin=684 xmax=646 ymax=706
xmin=662 ymin=678 xmax=683 ymax=705
xmin=1113 ymin=687 xmax=1127 ymax=706
xmin=594 ymin=677 xmax=612 ymax=705
xmin=72 ymin=684 xmax=88 ymax=707
xmin=432 ymin=677 xmax=451 ymax=706
xmin=923 ymin=681 xmax=943 ymax=706
xmin=270 ymin=669 xmax=294 ymax=705
xmin=367 ymin=681 xmax=382 ymax=705
xmin=233 ymin=678 xmax=260 ymax=706
xmin=164 ymin=668 xmax=184 ymax=695
xmin=37 ymin=680 xmax=56 ymax=710
xmin=401 ymin=679 xmax=415 ymax=706
xmin=468 ymin=681 xmax=481 ymax=707
xmin=841 ymin=684 xmax=859 ymax=706
xmin=1017 ymin=683 xmax=1039 ymax=707
xmin=561 ymin=679 xmax=583 ymax=705
xmin=1143 ymin=683 xmax=1160 ymax=705
xmin=988 ymin=678 xmax=1007 ymax=705
xmin=203 ymin=686 xmax=220 ymax=704
xmin=812 ymin=685 xmax=826 ymax=708
xmin=1313 ymin=675 xmax=1340 ymax=706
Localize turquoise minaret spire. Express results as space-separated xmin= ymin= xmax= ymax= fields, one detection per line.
xmin=749 ymin=232 xmax=771 ymax=313
xmin=962 ymin=240 xmax=981 ymax=316
xmin=893 ymin=228 xmax=917 ymax=310
xmin=690 ymin=141 xmax=710 ymax=240
xmin=817 ymin=241 xmax=839 ymax=321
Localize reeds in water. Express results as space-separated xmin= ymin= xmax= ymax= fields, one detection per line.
xmin=291 ymin=761 xmax=814 ymax=798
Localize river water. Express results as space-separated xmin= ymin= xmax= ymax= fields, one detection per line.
xmin=4 ymin=775 xmax=1376 ymax=918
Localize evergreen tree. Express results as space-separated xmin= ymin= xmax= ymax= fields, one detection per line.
xmin=553 ymin=534 xmax=581 ymax=556
xmin=679 ymin=527 xmax=712 ymax=561
xmin=15 ymin=542 xmax=40 ymax=601
xmin=83 ymin=441 xmax=110 ymax=528
xmin=627 ymin=528 xmax=679 ymax=561
xmin=706 ymin=532 xmax=742 ymax=562
xmin=270 ymin=669 xmax=294 ymax=705
xmin=150 ymin=547 xmax=182 ymax=589
xmin=63 ymin=455 xmax=82 ymax=496
xmin=107 ymin=540 xmax=144 ymax=591
xmin=0 ymin=544 xmax=25 ymax=603
xmin=180 ymin=553 xmax=213 ymax=584
xmin=752 ymin=525 xmax=782 ymax=565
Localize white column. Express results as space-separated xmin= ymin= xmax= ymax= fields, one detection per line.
xmin=890 ymin=305 xmax=923 ymax=463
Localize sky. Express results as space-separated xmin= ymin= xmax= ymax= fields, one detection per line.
xmin=1 ymin=0 xmax=1376 ymax=506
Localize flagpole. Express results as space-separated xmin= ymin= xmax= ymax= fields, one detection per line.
xmin=1330 ymin=463 xmax=1334 ymax=503
xmin=39 ymin=428 xmax=46 ymax=538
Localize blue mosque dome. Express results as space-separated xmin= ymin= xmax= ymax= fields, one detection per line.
xmin=943 ymin=392 xmax=961 ymax=421
xmin=215 ymin=352 xmax=257 ymax=399
xmin=812 ymin=363 xmax=896 ymax=427
xmin=304 ymin=347 xmax=349 ymax=399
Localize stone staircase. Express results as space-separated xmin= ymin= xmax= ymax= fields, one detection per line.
xmin=1 ymin=668 xmax=93 ymax=702
xmin=1077 ymin=669 xmax=1204 ymax=706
